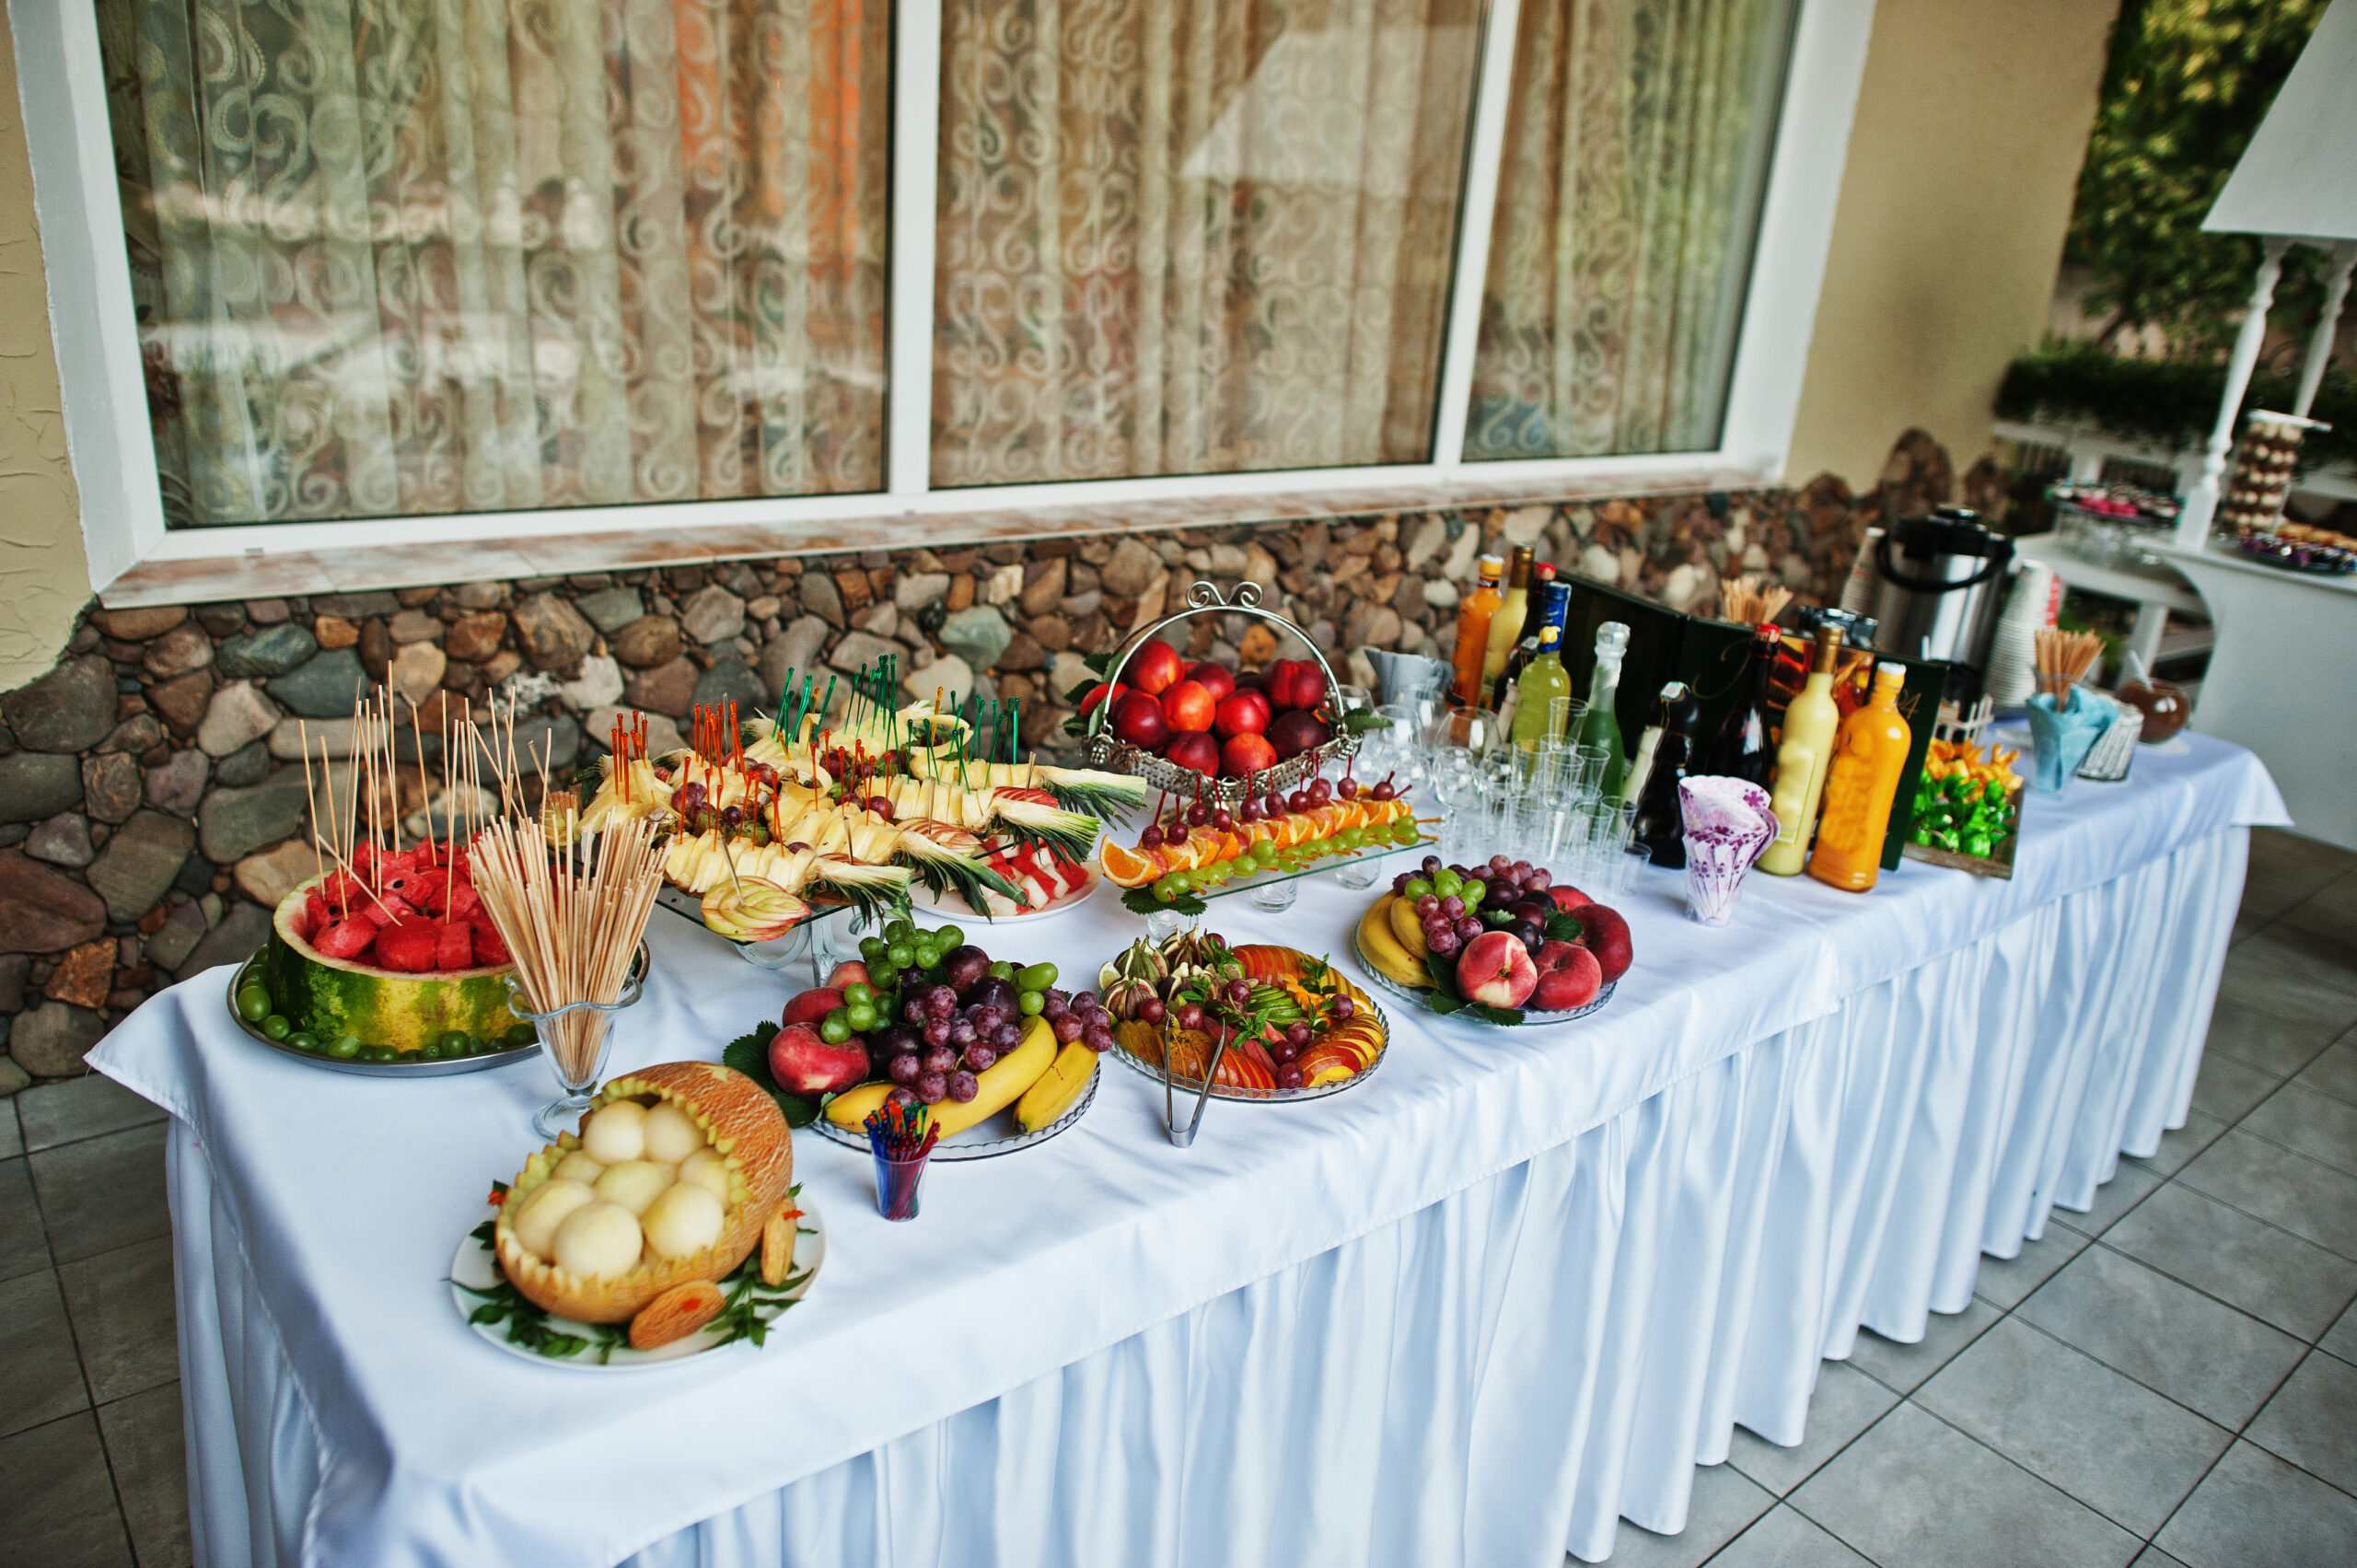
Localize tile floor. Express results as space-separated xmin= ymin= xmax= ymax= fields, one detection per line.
xmin=1605 ymin=826 xmax=2357 ymax=1568
xmin=1 ymin=830 xmax=2352 ymax=1568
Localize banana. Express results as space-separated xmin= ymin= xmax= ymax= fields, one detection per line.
xmin=1356 ymin=898 xmax=1431 ymax=989
xmin=1016 ymin=1040 xmax=1098 ymax=1132
xmin=825 ymin=1016 xmax=1058 ymax=1135
xmin=1387 ymin=895 xmax=1430 ymax=960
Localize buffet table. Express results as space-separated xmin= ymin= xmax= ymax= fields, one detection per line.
xmin=92 ymin=733 xmax=2285 ymax=1568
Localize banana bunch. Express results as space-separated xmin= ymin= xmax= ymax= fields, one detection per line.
xmin=1354 ymin=892 xmax=1432 ymax=991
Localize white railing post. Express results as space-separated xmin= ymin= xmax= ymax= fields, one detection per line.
xmin=2177 ymin=237 xmax=2291 ymax=548
xmin=2293 ymin=240 xmax=2356 ymax=421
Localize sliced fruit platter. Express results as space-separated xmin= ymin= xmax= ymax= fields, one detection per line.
xmin=1353 ymin=854 xmax=1633 ymax=1026
xmin=1099 ymin=927 xmax=1386 ymax=1099
xmin=718 ymin=918 xmax=1106 ymax=1159
xmin=1101 ymin=770 xmax=1428 ymax=913
xmin=910 ymin=839 xmax=1100 ymax=922
xmin=579 ymin=668 xmax=1145 ymax=940
xmin=457 ymin=1061 xmax=817 ymax=1365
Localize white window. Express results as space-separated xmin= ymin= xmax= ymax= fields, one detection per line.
xmin=12 ymin=0 xmax=1875 ymax=592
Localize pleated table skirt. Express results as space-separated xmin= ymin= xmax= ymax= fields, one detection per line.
xmin=174 ymin=829 xmax=2239 ymax=1568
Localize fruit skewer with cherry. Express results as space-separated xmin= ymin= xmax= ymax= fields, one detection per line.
xmin=1100 ymin=770 xmax=1425 ymax=904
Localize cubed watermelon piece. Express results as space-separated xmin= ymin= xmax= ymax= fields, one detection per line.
xmin=443 ymin=882 xmax=482 ymax=923
xmin=401 ymin=867 xmax=450 ymax=914
xmin=313 ymin=919 xmax=378 ymax=961
xmin=470 ymin=917 xmax=511 ymax=966
xmin=373 ymin=917 xmax=441 ymax=973
xmin=373 ymin=893 xmax=418 ymax=924
xmin=434 ymin=921 xmax=474 ymax=971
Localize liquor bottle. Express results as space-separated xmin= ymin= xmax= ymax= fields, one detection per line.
xmin=1506 ymin=581 xmax=1575 ymax=749
xmin=1758 ymin=624 xmax=1844 ymax=876
xmin=1629 ymin=681 xmax=1701 ymax=868
xmin=1492 ymin=563 xmax=1557 ymax=709
xmin=1568 ymin=621 xmax=1631 ymax=799
xmin=1450 ymin=554 xmax=1505 ymax=708
xmin=1480 ymin=547 xmax=1534 ymax=703
xmin=1807 ymin=662 xmax=1913 ymax=892
xmin=1695 ymin=621 xmax=1782 ymax=788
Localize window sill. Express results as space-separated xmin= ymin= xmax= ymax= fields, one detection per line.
xmin=96 ymin=462 xmax=1775 ymax=607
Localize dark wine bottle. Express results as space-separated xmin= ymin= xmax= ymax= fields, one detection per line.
xmin=1630 ymin=681 xmax=1701 ymax=869
xmin=1697 ymin=621 xmax=1782 ymax=789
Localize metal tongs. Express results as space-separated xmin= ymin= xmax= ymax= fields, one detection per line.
xmin=1160 ymin=1015 xmax=1231 ymax=1147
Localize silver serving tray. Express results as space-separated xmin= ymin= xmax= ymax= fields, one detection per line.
xmin=226 ymin=953 xmax=539 ymax=1076
xmin=1351 ymin=928 xmax=1616 ymax=1026
xmin=806 ymin=1063 xmax=1099 ymax=1161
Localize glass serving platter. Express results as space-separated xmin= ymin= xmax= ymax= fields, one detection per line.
xmin=1350 ymin=927 xmax=1616 ymax=1027
xmin=805 ymin=1063 xmax=1099 ymax=1161
xmin=1114 ymin=833 xmax=1436 ymax=918
xmin=1106 ymin=992 xmax=1389 ymax=1103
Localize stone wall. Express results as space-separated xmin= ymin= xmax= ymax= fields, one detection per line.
xmin=0 ymin=432 xmax=1971 ymax=1088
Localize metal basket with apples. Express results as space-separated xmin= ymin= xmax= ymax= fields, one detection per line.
xmin=1352 ymin=854 xmax=1631 ymax=1026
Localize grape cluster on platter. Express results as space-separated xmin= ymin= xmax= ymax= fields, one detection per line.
xmin=1354 ymin=854 xmax=1634 ymax=1024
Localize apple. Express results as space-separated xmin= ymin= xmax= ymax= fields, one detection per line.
xmin=768 ymin=1022 xmax=867 ymax=1096
xmin=1221 ymin=731 xmax=1278 ymax=777
xmin=823 ymin=959 xmax=872 ymax=992
xmin=1530 ymin=943 xmax=1602 ymax=1011
xmin=1565 ymin=901 xmax=1632 ymax=984
xmin=1165 ymin=730 xmax=1222 ymax=776
xmin=1110 ymin=691 xmax=1171 ymax=750
xmin=1186 ymin=661 xmax=1237 ymax=702
xmin=1160 ymin=679 xmax=1218 ymax=734
xmin=1130 ymin=639 xmax=1184 ymax=696
xmin=1078 ymin=680 xmax=1126 ymax=716
xmin=1265 ymin=708 xmax=1331 ymax=761
xmin=1457 ymin=931 xmax=1538 ymax=1008
xmin=1547 ymin=885 xmax=1593 ymax=913
xmin=781 ymin=987 xmax=843 ymax=1028
xmin=1214 ymin=689 xmax=1271 ymax=739
xmin=1268 ymin=659 xmax=1326 ymax=711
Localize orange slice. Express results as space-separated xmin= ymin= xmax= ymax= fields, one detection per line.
xmin=1101 ymin=841 xmax=1158 ymax=888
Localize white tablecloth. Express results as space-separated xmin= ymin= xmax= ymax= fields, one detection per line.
xmin=93 ymin=734 xmax=2286 ymax=1568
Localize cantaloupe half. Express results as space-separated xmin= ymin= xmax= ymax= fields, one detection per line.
xmin=495 ymin=1063 xmax=795 ymax=1325
xmin=264 ymin=878 xmax=517 ymax=1051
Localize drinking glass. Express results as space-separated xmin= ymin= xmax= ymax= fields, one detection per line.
xmin=508 ymin=944 xmax=648 ymax=1139
xmin=871 ymin=1144 xmax=931 ymax=1221
xmin=1333 ymin=683 xmax=1376 ymax=716
xmin=1433 ymin=764 xmax=1486 ymax=867
xmin=1599 ymin=842 xmax=1654 ymax=898
xmin=1249 ymin=879 xmax=1299 ymax=912
xmin=1432 ymin=704 xmax=1504 ymax=761
xmin=1334 ymin=856 xmax=1383 ymax=890
xmin=1570 ymin=744 xmax=1610 ymax=800
xmin=1547 ymin=696 xmax=1586 ymax=746
xmin=1378 ymin=697 xmax=1442 ymax=789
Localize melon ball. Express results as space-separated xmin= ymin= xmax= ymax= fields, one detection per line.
xmin=593 ymin=1158 xmax=676 ymax=1216
xmin=678 ymin=1146 xmax=733 ymax=1202
xmin=508 ymin=1178 xmax=595 ymax=1260
xmin=552 ymin=1150 xmax=606 ymax=1185
xmin=581 ymin=1100 xmax=648 ymax=1164
xmin=643 ymin=1100 xmax=704 ymax=1165
xmin=641 ymin=1181 xmax=726 ymax=1259
xmin=552 ymin=1201 xmax=643 ymax=1279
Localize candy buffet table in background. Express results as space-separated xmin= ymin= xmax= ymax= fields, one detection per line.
xmin=92 ymin=735 xmax=2285 ymax=1568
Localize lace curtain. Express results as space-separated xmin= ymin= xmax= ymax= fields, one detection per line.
xmin=99 ymin=0 xmax=888 ymax=528
xmin=1466 ymin=0 xmax=1793 ymax=460
xmin=929 ymin=0 xmax=1481 ymax=487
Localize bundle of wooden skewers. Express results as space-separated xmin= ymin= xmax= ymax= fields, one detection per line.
xmin=2033 ymin=628 xmax=2106 ymax=699
xmin=1719 ymin=574 xmax=1793 ymax=627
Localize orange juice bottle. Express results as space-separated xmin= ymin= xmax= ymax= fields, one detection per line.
xmin=1807 ymin=662 xmax=1911 ymax=892
xmin=1450 ymin=555 xmax=1505 ymax=707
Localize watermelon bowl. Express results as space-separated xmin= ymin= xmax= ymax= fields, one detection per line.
xmin=242 ymin=869 xmax=528 ymax=1068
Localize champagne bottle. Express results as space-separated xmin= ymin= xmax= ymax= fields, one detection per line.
xmin=1450 ymin=554 xmax=1505 ymax=708
xmin=1480 ymin=547 xmax=1534 ymax=701
xmin=1629 ymin=681 xmax=1701 ymax=868
xmin=1696 ymin=621 xmax=1782 ymax=788
xmin=1569 ymin=622 xmax=1631 ymax=799
xmin=1758 ymin=624 xmax=1844 ymax=876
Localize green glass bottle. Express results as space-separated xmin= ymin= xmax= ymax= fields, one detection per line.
xmin=1508 ymin=581 xmax=1574 ymax=749
xmin=1570 ymin=621 xmax=1631 ymax=798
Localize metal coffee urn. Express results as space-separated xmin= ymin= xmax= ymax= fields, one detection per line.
xmin=1861 ymin=506 xmax=2014 ymax=688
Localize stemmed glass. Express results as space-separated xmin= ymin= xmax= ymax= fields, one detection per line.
xmin=508 ymin=943 xmax=648 ymax=1139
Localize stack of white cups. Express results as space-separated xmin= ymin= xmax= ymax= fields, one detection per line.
xmin=1984 ymin=560 xmax=2057 ymax=709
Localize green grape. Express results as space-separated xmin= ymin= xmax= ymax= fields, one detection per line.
xmin=819 ymin=1010 xmax=853 ymax=1045
xmin=987 ymin=959 xmax=1016 ymax=981
xmin=1459 ymin=880 xmax=1486 ymax=910
xmin=1402 ymin=877 xmax=1434 ymax=902
xmin=1152 ymin=878 xmax=1180 ymax=904
xmin=885 ymin=919 xmax=916 ymax=944
xmin=326 ymin=1034 xmax=361 ymax=1059
xmin=1018 ymin=962 xmax=1058 ymax=992
xmin=288 ymin=1031 xmax=319 ymax=1053
xmin=1252 ymin=840 xmax=1279 ymax=865
xmin=886 ymin=942 xmax=915 ymax=970
xmin=1017 ymin=989 xmax=1045 ymax=1016
xmin=913 ymin=942 xmax=944 ymax=973
xmin=935 ymin=925 xmax=966 ymax=951
xmin=842 ymin=981 xmax=876 ymax=1008
xmin=868 ymin=962 xmax=900 ymax=991
xmin=844 ymin=1003 xmax=877 ymax=1033
xmin=859 ymin=935 xmax=888 ymax=964
xmin=438 ymin=1029 xmax=470 ymax=1054
xmin=1432 ymin=869 xmax=1463 ymax=898
xmin=262 ymin=1015 xmax=293 ymax=1041
xmin=237 ymin=987 xmax=272 ymax=1023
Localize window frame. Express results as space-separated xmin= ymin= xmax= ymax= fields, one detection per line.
xmin=10 ymin=0 xmax=1876 ymax=599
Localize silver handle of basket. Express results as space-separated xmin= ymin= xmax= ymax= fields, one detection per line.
xmin=1080 ymin=579 xmax=1353 ymax=742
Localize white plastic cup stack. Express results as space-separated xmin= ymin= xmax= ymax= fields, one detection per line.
xmin=1984 ymin=560 xmax=2056 ymax=710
